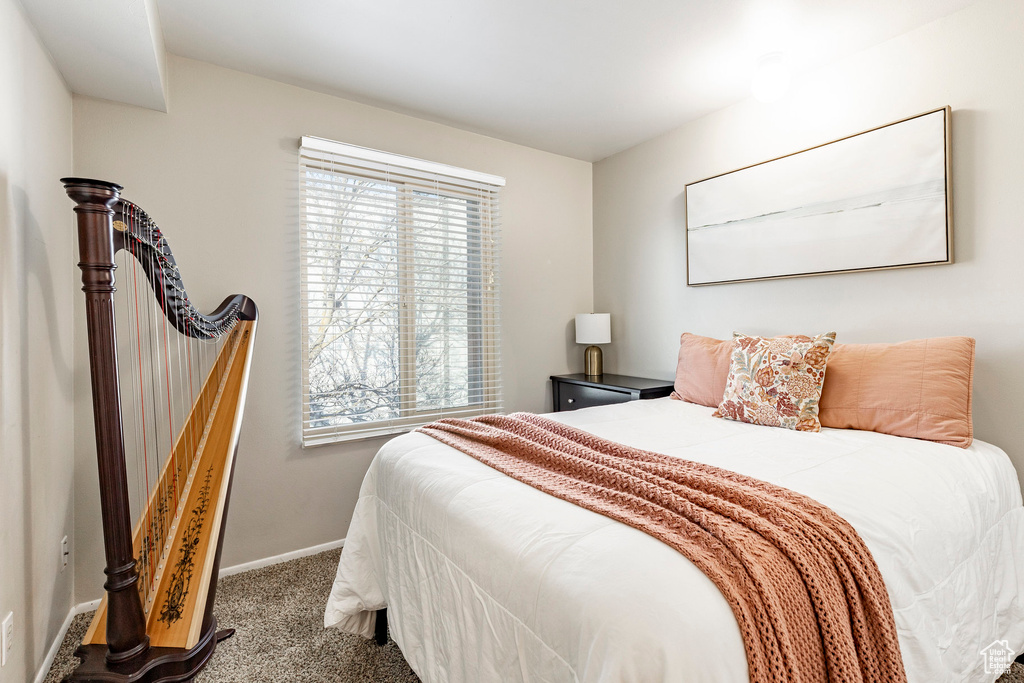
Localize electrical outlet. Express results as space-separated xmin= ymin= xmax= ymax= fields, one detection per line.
xmin=61 ymin=536 xmax=69 ymax=571
xmin=1 ymin=612 xmax=12 ymax=667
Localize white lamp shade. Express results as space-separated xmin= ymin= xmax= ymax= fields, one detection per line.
xmin=575 ymin=314 xmax=611 ymax=345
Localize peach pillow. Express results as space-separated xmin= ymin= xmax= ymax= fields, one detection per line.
xmin=672 ymin=333 xmax=733 ymax=407
xmin=818 ymin=337 xmax=975 ymax=448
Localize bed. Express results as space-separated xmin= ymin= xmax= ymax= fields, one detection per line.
xmin=325 ymin=397 xmax=1024 ymax=682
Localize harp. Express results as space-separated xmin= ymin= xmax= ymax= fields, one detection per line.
xmin=62 ymin=178 xmax=258 ymax=682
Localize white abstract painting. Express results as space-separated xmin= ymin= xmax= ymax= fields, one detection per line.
xmin=686 ymin=108 xmax=951 ymax=286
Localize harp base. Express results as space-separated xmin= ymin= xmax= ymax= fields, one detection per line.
xmin=63 ymin=617 xmax=221 ymax=683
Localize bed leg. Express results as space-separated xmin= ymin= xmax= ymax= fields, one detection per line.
xmin=374 ymin=608 xmax=388 ymax=646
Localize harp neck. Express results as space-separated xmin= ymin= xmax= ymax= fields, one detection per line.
xmin=114 ymin=199 xmax=256 ymax=338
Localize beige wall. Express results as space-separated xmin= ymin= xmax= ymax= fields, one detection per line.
xmin=0 ymin=0 xmax=75 ymax=680
xmin=594 ymin=0 xmax=1024 ymax=483
xmin=72 ymin=55 xmax=593 ymax=602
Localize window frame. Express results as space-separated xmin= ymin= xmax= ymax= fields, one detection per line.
xmin=299 ymin=139 xmax=503 ymax=446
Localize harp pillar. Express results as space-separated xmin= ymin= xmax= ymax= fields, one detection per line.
xmin=65 ymin=178 xmax=150 ymax=663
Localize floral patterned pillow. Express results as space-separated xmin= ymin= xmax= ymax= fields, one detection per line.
xmin=713 ymin=332 xmax=837 ymax=432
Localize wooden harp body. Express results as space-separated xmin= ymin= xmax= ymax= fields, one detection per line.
xmin=62 ymin=178 xmax=257 ymax=682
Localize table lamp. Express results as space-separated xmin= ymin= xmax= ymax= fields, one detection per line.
xmin=575 ymin=313 xmax=611 ymax=378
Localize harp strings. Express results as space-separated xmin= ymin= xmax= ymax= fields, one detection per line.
xmin=115 ymin=202 xmax=229 ymax=616
xmin=122 ymin=209 xmax=150 ymax=603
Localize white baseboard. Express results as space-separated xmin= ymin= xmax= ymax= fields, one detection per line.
xmin=74 ymin=599 xmax=101 ymax=614
xmin=33 ymin=600 xmax=101 ymax=683
xmin=218 ymin=537 xmax=345 ymax=578
xmin=34 ymin=539 xmax=344 ymax=682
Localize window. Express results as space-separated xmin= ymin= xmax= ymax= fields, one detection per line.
xmin=299 ymin=137 xmax=503 ymax=445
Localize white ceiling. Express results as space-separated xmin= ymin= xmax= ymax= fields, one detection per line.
xmin=20 ymin=0 xmax=168 ymax=112
xmin=21 ymin=0 xmax=975 ymax=161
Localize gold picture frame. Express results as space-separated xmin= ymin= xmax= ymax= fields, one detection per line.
xmin=685 ymin=106 xmax=953 ymax=286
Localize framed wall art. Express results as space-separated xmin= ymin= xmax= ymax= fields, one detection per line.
xmin=685 ymin=107 xmax=952 ymax=286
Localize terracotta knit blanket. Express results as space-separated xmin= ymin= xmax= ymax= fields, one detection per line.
xmin=418 ymin=413 xmax=907 ymax=683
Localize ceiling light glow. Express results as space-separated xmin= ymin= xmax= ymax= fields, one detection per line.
xmin=751 ymin=53 xmax=791 ymax=103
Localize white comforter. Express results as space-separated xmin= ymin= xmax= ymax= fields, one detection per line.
xmin=325 ymin=398 xmax=1024 ymax=682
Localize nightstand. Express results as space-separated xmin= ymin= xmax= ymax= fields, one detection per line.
xmin=550 ymin=374 xmax=675 ymax=412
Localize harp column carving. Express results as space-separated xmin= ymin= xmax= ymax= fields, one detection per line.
xmin=66 ymin=179 xmax=150 ymax=663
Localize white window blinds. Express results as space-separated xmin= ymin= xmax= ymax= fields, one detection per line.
xmin=299 ymin=136 xmax=504 ymax=446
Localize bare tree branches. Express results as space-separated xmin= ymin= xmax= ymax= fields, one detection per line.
xmin=304 ymin=170 xmax=484 ymax=429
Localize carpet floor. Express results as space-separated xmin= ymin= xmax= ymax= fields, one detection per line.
xmin=44 ymin=547 xmax=1024 ymax=682
xmin=44 ymin=549 xmax=419 ymax=683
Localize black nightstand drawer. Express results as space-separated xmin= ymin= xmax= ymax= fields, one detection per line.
xmin=550 ymin=373 xmax=674 ymax=412
xmin=557 ymin=382 xmax=633 ymax=411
